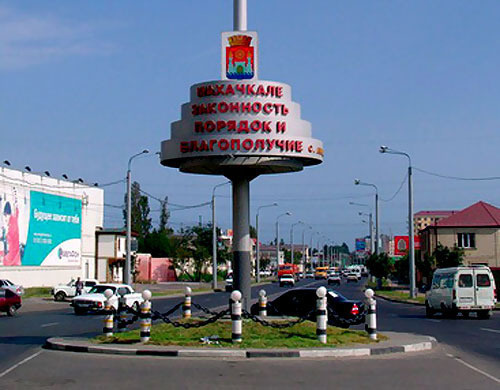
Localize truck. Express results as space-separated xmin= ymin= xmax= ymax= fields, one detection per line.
xmin=278 ymin=263 xmax=299 ymax=281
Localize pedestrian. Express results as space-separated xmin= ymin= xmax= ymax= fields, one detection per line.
xmin=75 ymin=277 xmax=84 ymax=296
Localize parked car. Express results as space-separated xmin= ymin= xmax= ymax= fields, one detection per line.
xmin=0 ymin=288 xmax=22 ymax=316
xmin=52 ymin=278 xmax=98 ymax=301
xmin=279 ymin=274 xmax=295 ymax=287
xmin=346 ymin=273 xmax=359 ymax=283
xmin=225 ymin=274 xmax=233 ymax=292
xmin=250 ymin=288 xmax=365 ymax=328
xmin=71 ymin=284 xmax=143 ymax=315
xmin=305 ymin=271 xmax=314 ymax=279
xmin=327 ymin=273 xmax=341 ymax=286
xmin=426 ymin=266 xmax=497 ymax=319
xmin=0 ymin=279 xmax=24 ymax=296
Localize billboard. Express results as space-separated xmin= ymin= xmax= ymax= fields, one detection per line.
xmin=0 ymin=188 xmax=82 ymax=267
xmin=394 ymin=235 xmax=421 ymax=256
xmin=355 ymin=238 xmax=366 ymax=252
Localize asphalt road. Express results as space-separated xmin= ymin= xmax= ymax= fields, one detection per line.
xmin=1 ymin=277 xmax=499 ymax=389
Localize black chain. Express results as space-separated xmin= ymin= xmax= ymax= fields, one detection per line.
xmin=242 ymin=309 xmax=315 ymax=329
xmin=191 ymin=302 xmax=222 ymax=316
xmin=152 ymin=308 xmax=230 ymax=329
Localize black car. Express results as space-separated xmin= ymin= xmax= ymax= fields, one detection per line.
xmin=250 ymin=288 xmax=365 ymax=328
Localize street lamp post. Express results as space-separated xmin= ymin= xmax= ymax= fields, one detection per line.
xmin=276 ymin=212 xmax=291 ymax=268
xmin=126 ymin=149 xmax=149 ymax=285
xmin=380 ymin=146 xmax=416 ymax=298
xmin=256 ymin=203 xmax=278 ymax=282
xmin=212 ymin=181 xmax=230 ymax=290
xmin=354 ymin=179 xmax=380 ymax=255
xmin=290 ymin=221 xmax=303 ymax=267
xmin=310 ymin=231 xmax=319 ymax=267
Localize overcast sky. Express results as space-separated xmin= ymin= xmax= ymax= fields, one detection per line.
xmin=2 ymin=1 xmax=500 ymax=249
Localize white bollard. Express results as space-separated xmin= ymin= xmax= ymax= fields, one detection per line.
xmin=103 ymin=289 xmax=114 ymax=338
xmin=183 ymin=286 xmax=192 ymax=319
xmin=364 ymin=288 xmax=377 ymax=340
xmin=258 ymin=289 xmax=267 ymax=317
xmin=118 ymin=296 xmax=127 ymax=333
xmin=316 ymin=286 xmax=328 ymax=344
xmin=231 ymin=290 xmax=242 ymax=343
xmin=140 ymin=290 xmax=152 ymax=343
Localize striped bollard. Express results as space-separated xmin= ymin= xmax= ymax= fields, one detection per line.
xmin=103 ymin=289 xmax=114 ymax=338
xmin=231 ymin=290 xmax=242 ymax=343
xmin=364 ymin=288 xmax=377 ymax=340
xmin=140 ymin=290 xmax=152 ymax=343
xmin=183 ymin=286 xmax=192 ymax=319
xmin=117 ymin=296 xmax=127 ymax=333
xmin=316 ymin=286 xmax=328 ymax=344
xmin=258 ymin=289 xmax=267 ymax=317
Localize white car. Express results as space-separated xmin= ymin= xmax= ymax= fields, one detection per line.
xmin=52 ymin=279 xmax=98 ymax=301
xmin=279 ymin=274 xmax=295 ymax=287
xmin=346 ymin=273 xmax=359 ymax=283
xmin=327 ymin=273 xmax=341 ymax=285
xmin=71 ymin=284 xmax=143 ymax=315
xmin=426 ymin=266 xmax=497 ymax=319
xmin=0 ymin=279 xmax=24 ymax=296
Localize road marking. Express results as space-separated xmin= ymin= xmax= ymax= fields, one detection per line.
xmin=446 ymin=353 xmax=500 ymax=384
xmin=480 ymin=327 xmax=500 ymax=334
xmin=40 ymin=322 xmax=59 ymax=328
xmin=425 ymin=319 xmax=441 ymax=323
xmin=0 ymin=350 xmax=43 ymax=379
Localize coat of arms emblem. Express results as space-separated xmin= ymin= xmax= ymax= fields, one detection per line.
xmin=225 ymin=34 xmax=255 ymax=80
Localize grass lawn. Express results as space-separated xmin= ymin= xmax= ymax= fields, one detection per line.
xmin=95 ymin=319 xmax=385 ymax=349
xmin=375 ymin=290 xmax=425 ymax=304
xmin=23 ymin=287 xmax=53 ymax=298
xmin=151 ymin=288 xmax=212 ymax=298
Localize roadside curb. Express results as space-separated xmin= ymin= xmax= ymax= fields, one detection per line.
xmin=375 ymin=294 xmax=425 ymax=306
xmin=44 ymin=333 xmax=437 ymax=359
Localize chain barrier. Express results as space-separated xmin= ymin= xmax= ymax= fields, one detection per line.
xmin=191 ymin=302 xmax=222 ymax=316
xmin=152 ymin=308 xmax=230 ymax=329
xmin=242 ymin=308 xmax=315 ymax=329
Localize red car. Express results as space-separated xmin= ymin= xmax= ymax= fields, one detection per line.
xmin=0 ymin=287 xmax=22 ymax=316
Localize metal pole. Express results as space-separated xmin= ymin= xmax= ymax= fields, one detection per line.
xmin=212 ymin=194 xmax=217 ymax=290
xmin=290 ymin=226 xmax=294 ymax=265
xmin=369 ymin=212 xmax=374 ymax=254
xmin=302 ymin=229 xmax=305 ymax=274
xmin=256 ymin=212 xmax=260 ymax=283
xmin=375 ymin=192 xmax=380 ymax=255
xmin=125 ymin=169 xmax=132 ymax=285
xmin=232 ymin=177 xmax=251 ymax=311
xmin=409 ymin=165 xmax=416 ymax=298
xmin=233 ymin=0 xmax=247 ymax=31
xmin=276 ymin=220 xmax=280 ymax=266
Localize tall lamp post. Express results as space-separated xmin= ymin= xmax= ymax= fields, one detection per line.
xmin=354 ymin=179 xmax=379 ymax=255
xmin=359 ymin=212 xmax=374 ymax=255
xmin=212 ymin=181 xmax=230 ymax=290
xmin=126 ymin=149 xmax=149 ymax=285
xmin=290 ymin=221 xmax=303 ymax=266
xmin=350 ymin=201 xmax=374 ymax=254
xmin=256 ymin=202 xmax=278 ymax=282
xmin=380 ymin=145 xmax=416 ymax=298
xmin=276 ymin=212 xmax=291 ymax=268
xmin=310 ymin=230 xmax=319 ymax=267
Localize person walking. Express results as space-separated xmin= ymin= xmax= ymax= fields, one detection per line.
xmin=75 ymin=277 xmax=84 ymax=296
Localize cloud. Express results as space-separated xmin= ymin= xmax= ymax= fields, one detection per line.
xmin=0 ymin=5 xmax=114 ymax=70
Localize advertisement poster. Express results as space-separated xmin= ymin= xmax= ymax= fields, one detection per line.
xmin=394 ymin=236 xmax=421 ymax=256
xmin=355 ymin=238 xmax=366 ymax=252
xmin=0 ymin=187 xmax=82 ymax=267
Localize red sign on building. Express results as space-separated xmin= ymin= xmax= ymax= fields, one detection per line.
xmin=394 ymin=236 xmax=421 ymax=256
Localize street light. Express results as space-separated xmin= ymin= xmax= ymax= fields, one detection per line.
xmin=255 ymin=202 xmax=278 ymax=282
xmin=212 ymin=181 xmax=230 ymax=290
xmin=380 ymin=145 xmax=416 ymax=298
xmin=290 ymin=221 xmax=303 ymax=266
xmin=125 ymin=149 xmax=149 ymax=285
xmin=349 ymin=201 xmax=374 ymax=254
xmin=354 ymin=179 xmax=380 ymax=255
xmin=310 ymin=230 xmax=319 ymax=267
xmin=276 ymin=212 xmax=291 ymax=267
xmin=358 ymin=211 xmax=374 ymax=254
xmin=301 ymin=225 xmax=311 ymax=274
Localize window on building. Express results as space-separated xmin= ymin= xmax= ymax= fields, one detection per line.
xmin=457 ymin=233 xmax=475 ymax=248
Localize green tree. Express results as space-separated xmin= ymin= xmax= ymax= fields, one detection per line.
xmin=249 ymin=225 xmax=257 ymax=239
xmin=159 ymin=196 xmax=171 ymax=233
xmin=434 ymin=243 xmax=464 ymax=268
xmin=366 ymin=253 xmax=393 ymax=288
xmin=123 ymin=181 xmax=151 ymax=240
xmin=393 ymin=255 xmax=409 ymax=284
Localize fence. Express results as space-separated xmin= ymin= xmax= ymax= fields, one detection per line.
xmin=101 ymin=287 xmax=376 ymax=344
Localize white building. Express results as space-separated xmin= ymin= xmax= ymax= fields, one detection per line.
xmin=0 ymin=166 xmax=103 ymax=287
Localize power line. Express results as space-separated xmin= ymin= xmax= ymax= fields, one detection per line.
xmin=381 ymin=172 xmax=408 ymax=202
xmin=414 ymin=167 xmax=500 ymax=181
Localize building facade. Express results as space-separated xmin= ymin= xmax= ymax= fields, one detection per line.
xmin=421 ymin=201 xmax=500 ymax=269
xmin=0 ymin=166 xmax=103 ymax=287
xmin=414 ymin=210 xmax=457 ymax=235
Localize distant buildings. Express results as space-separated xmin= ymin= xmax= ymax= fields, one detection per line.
xmin=414 ymin=210 xmax=457 ymax=235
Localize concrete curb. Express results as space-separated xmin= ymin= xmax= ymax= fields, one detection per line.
xmin=44 ymin=334 xmax=437 ymax=359
xmin=375 ymin=294 xmax=425 ymax=306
